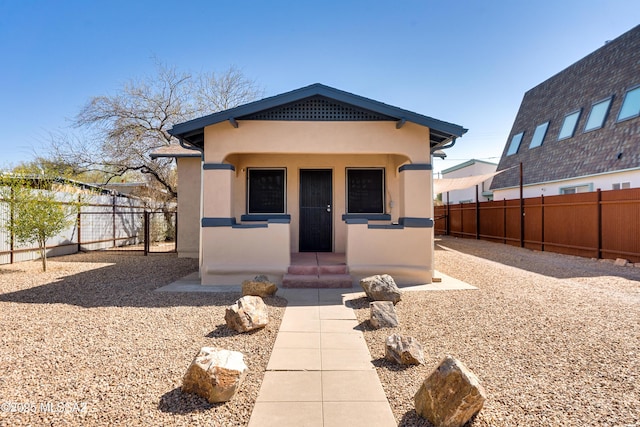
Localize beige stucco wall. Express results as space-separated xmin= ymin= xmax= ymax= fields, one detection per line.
xmin=176 ymin=157 xmax=201 ymax=258
xmin=346 ymin=222 xmax=433 ymax=285
xmin=227 ymin=153 xmax=405 ymax=253
xmin=204 ymin=121 xmax=431 ymax=163
xmin=200 ymin=222 xmax=290 ymax=285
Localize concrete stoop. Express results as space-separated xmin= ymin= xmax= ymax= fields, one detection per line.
xmin=283 ymin=253 xmax=353 ymax=288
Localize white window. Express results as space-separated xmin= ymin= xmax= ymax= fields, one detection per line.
xmin=612 ymin=182 xmax=631 ymax=190
xmin=529 ymin=121 xmax=549 ymax=148
xmin=560 ymin=185 xmax=591 ymax=195
xmin=506 ymin=132 xmax=524 ymax=156
xmin=617 ymin=85 xmax=640 ymax=122
xmin=584 ymin=97 xmax=612 ymax=132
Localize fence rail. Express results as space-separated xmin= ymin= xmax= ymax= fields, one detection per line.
xmin=435 ymin=188 xmax=640 ymax=263
xmin=1 ymin=193 xmax=176 ymax=265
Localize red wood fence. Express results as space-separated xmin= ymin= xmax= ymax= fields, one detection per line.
xmin=434 ymin=188 xmax=640 ymax=262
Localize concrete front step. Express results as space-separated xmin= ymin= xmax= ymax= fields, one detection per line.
xmin=282 ymin=274 xmax=353 ymax=288
xmin=287 ymin=265 xmax=349 ymax=275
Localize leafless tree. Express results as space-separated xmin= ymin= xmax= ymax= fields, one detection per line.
xmin=48 ymin=63 xmax=263 ymax=198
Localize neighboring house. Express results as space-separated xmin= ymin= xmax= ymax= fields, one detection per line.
xmin=491 ymin=25 xmax=640 ymax=199
xmin=162 ymin=83 xmax=466 ymax=286
xmin=439 ymin=159 xmax=497 ymax=203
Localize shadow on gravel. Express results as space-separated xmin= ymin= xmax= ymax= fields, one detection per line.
xmin=0 ymin=252 xmax=288 ymax=309
xmin=371 ymin=357 xmax=413 ymax=372
xmin=158 ymin=387 xmax=222 ymax=414
xmin=436 ymin=236 xmax=640 ymax=281
xmin=344 ymin=296 xmax=369 ymax=310
xmin=398 ymin=410 xmax=479 ymax=427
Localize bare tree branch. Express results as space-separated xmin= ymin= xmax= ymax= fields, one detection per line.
xmin=44 ymin=62 xmax=263 ymax=198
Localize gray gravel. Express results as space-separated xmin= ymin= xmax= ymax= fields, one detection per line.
xmin=352 ymin=236 xmax=640 ymax=426
xmin=0 ymin=252 xmax=286 ymax=426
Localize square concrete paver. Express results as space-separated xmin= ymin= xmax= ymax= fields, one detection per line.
xmin=267 ymin=348 xmax=322 ymax=371
xmin=278 ymin=316 xmax=321 ymax=333
xmin=248 ymin=402 xmax=323 ymax=427
xmin=319 ymin=304 xmax=357 ymax=320
xmin=320 ymin=319 xmax=360 ymax=333
xmin=321 ymin=348 xmax=374 ymax=371
xmin=321 ymin=370 xmax=387 ymax=402
xmin=273 ymin=331 xmax=321 ymax=349
xmin=323 ymin=401 xmax=396 ymax=427
xmin=257 ymin=371 xmax=322 ymax=402
xmin=321 ymin=332 xmax=369 ymax=350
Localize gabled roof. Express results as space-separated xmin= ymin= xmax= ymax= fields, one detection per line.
xmin=169 ymin=83 xmax=467 ymax=148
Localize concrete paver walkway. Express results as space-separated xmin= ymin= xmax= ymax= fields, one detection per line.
xmin=248 ymin=288 xmax=397 ymax=427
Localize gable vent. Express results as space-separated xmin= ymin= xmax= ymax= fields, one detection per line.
xmin=239 ymin=96 xmax=396 ymax=121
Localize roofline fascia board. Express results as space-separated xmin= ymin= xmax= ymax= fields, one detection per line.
xmin=168 ymin=83 xmax=467 ymax=139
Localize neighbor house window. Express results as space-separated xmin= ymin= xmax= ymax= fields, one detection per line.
xmin=560 ymin=184 xmax=591 ymax=195
xmin=558 ymin=109 xmax=581 ymax=140
xmin=247 ymin=168 xmax=286 ymax=213
xmin=529 ymin=121 xmax=549 ymax=148
xmin=584 ymin=97 xmax=612 ymax=132
xmin=506 ymin=132 xmax=524 ymax=155
xmin=617 ymin=85 xmax=640 ymax=122
xmin=612 ymin=182 xmax=631 ymax=190
xmin=346 ymin=168 xmax=384 ymax=214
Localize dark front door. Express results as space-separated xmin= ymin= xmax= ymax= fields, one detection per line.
xmin=299 ymin=169 xmax=332 ymax=252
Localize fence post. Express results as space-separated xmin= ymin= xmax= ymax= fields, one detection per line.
xmin=9 ymin=186 xmax=14 ymax=264
xmin=475 ymin=185 xmax=480 ymax=240
xmin=597 ymin=189 xmax=602 ymax=259
xmin=144 ymin=211 xmax=150 ymax=256
xmin=174 ymin=210 xmax=178 ymax=253
xmin=520 ymin=162 xmax=524 ymax=248
xmin=446 ymin=192 xmax=450 ymax=236
xmin=77 ymin=194 xmax=82 ymax=253
xmin=541 ymin=194 xmax=545 ymax=252
xmin=112 ymin=195 xmax=117 ymax=248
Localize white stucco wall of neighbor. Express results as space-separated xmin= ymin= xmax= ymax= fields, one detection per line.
xmin=492 ymin=168 xmax=640 ymax=200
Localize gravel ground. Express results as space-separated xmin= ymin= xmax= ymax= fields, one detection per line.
xmin=0 ymin=252 xmax=286 ymax=427
xmin=352 ymin=236 xmax=640 ymax=426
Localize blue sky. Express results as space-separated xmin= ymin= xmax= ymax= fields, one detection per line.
xmin=0 ymin=0 xmax=638 ymax=173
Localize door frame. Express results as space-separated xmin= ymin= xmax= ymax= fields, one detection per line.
xmin=298 ymin=169 xmax=333 ymax=252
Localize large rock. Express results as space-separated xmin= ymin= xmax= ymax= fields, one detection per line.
xmin=359 ymin=274 xmax=401 ymax=304
xmin=414 ymin=356 xmax=486 ymax=427
xmin=182 ymin=347 xmax=248 ymax=403
xmin=370 ymin=301 xmax=399 ymax=329
xmin=385 ymin=334 xmax=424 ymax=365
xmin=225 ymin=295 xmax=269 ymax=333
xmin=242 ymin=275 xmax=278 ymax=297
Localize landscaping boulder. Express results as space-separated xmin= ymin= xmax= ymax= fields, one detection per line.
xmin=182 ymin=347 xmax=248 ymax=403
xmin=242 ymin=275 xmax=278 ymax=297
xmin=385 ymin=334 xmax=424 ymax=365
xmin=370 ymin=301 xmax=399 ymax=329
xmin=359 ymin=274 xmax=401 ymax=304
xmin=225 ymin=295 xmax=269 ymax=333
xmin=414 ymin=355 xmax=486 ymax=427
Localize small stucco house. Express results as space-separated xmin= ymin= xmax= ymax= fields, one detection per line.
xmin=160 ymin=83 xmax=466 ymax=286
